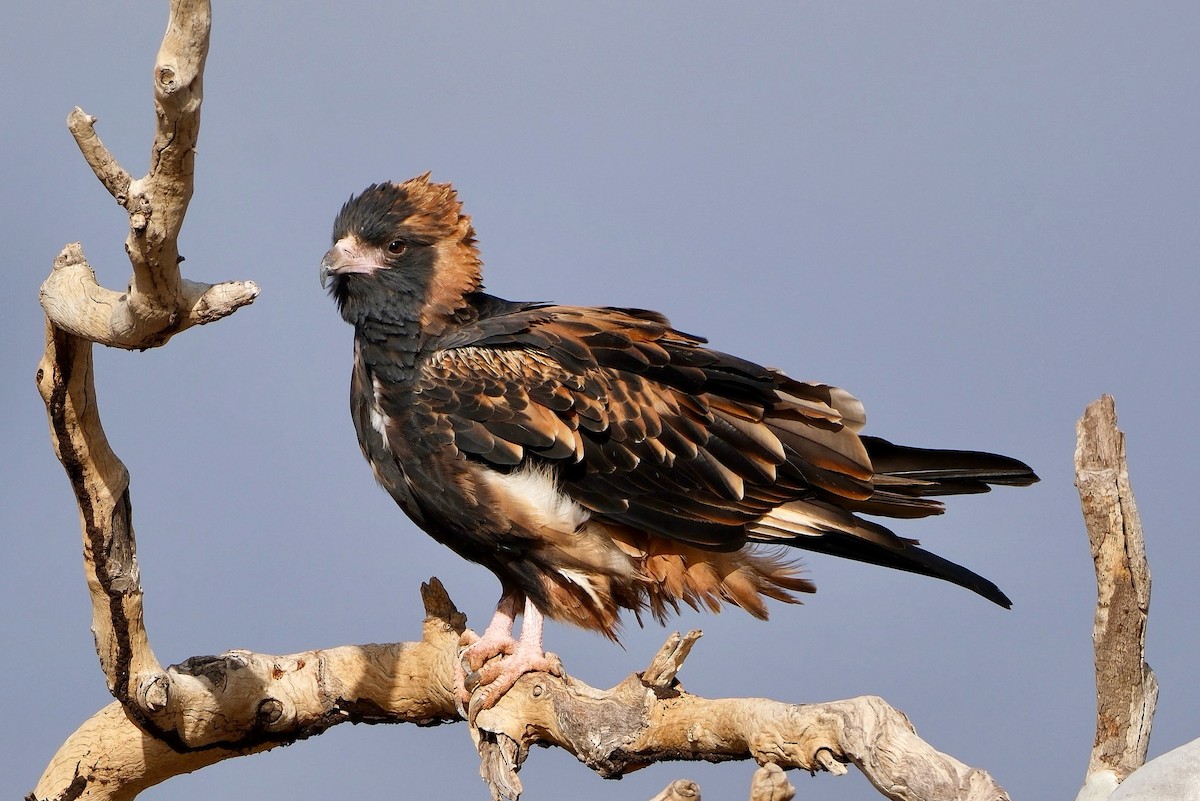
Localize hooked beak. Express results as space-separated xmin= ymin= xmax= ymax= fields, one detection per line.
xmin=320 ymin=237 xmax=380 ymax=288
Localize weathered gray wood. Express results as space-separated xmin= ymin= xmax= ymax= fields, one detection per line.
xmin=473 ymin=645 xmax=1009 ymax=801
xmin=1074 ymin=395 xmax=1157 ymax=794
xmin=749 ymin=764 xmax=794 ymax=801
xmin=33 ymin=577 xmax=1010 ymax=801
xmin=39 ymin=0 xmax=256 ymax=350
xmin=34 ymin=0 xmax=257 ymax=772
xmin=31 ymin=581 xmax=465 ymax=801
xmin=648 ymin=779 xmax=700 ymax=801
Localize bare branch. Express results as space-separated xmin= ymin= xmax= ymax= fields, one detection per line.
xmin=32 ymin=582 xmax=1007 ymax=801
xmin=641 ymin=629 xmax=702 ymax=690
xmin=40 ymin=0 xmax=256 ymax=350
xmin=67 ymin=108 xmax=133 ymax=205
xmin=40 ymin=243 xmax=259 ymax=348
xmin=127 ymin=0 xmax=210 ymax=314
xmin=30 ymin=584 xmax=465 ymax=801
xmin=471 ymin=640 xmax=1009 ymax=801
xmin=1074 ymin=395 xmax=1157 ymax=789
xmin=35 ymin=0 xmax=254 ymax=759
xmin=35 ymin=319 xmax=165 ymax=715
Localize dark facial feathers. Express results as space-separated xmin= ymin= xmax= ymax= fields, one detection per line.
xmin=324 ymin=175 xmax=483 ymax=333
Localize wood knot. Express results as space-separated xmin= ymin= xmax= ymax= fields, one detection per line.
xmin=257 ymin=698 xmax=283 ymax=725
xmin=156 ymin=66 xmax=178 ymax=92
xmin=130 ymin=207 xmax=150 ymax=232
xmin=140 ymin=674 xmax=170 ymax=713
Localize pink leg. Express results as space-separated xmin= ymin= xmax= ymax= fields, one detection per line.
xmin=459 ymin=595 xmax=562 ymax=719
xmin=456 ymin=594 xmax=519 ymax=703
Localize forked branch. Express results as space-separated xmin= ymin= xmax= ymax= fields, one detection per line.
xmin=35 ymin=0 xmax=255 ymax=750
xmin=32 ymin=582 xmax=1008 ymax=801
xmin=40 ymin=0 xmax=256 ymax=349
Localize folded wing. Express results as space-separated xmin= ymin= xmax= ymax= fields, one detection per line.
xmin=413 ymin=299 xmax=1036 ymax=607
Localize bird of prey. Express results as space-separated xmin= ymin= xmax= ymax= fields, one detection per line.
xmin=320 ymin=174 xmax=1038 ymax=709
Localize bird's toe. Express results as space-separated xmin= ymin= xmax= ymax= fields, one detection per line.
xmin=464 ymin=650 xmax=562 ymax=723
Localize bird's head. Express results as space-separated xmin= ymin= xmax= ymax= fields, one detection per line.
xmin=321 ymin=174 xmax=482 ymax=333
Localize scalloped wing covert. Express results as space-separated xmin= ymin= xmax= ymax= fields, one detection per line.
xmin=415 ymin=305 xmax=878 ymax=549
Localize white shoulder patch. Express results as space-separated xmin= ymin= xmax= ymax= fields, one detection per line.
xmin=370 ymin=376 xmax=393 ymax=450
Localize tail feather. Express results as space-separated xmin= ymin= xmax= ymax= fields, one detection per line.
xmin=747 ymin=439 xmax=1037 ymax=608
xmin=787 ymin=526 xmax=1013 ymax=608
xmin=862 ymin=436 xmax=1040 ymax=495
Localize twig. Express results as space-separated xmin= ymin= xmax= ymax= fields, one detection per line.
xmin=67 ymin=108 xmax=133 ymax=205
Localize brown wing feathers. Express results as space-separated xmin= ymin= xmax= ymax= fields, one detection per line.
xmin=418 ymin=302 xmax=1035 ymax=609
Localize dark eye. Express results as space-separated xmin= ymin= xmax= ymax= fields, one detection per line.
xmin=387 ymin=240 xmax=407 ymax=256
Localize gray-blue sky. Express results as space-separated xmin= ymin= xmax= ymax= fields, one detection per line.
xmin=4 ymin=2 xmax=1198 ymax=799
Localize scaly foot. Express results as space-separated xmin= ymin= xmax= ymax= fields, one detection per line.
xmin=460 ymin=595 xmax=562 ymax=722
xmin=456 ymin=594 xmax=519 ymax=706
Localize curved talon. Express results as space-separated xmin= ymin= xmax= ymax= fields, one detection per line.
xmin=456 ymin=595 xmax=523 ymax=707
xmin=466 ymin=688 xmax=491 ymax=724
xmin=465 ymin=648 xmax=563 ymax=723
xmin=458 ymin=595 xmax=559 ymax=721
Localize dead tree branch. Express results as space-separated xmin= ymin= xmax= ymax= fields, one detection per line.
xmin=30 ymin=580 xmax=465 ymax=801
xmin=32 ymin=581 xmax=1007 ymax=801
xmin=40 ymin=0 xmax=256 ymax=349
xmin=35 ymin=0 xmax=255 ymax=754
xmin=471 ymin=631 xmax=1008 ymax=801
xmin=1074 ymin=395 xmax=1157 ymax=798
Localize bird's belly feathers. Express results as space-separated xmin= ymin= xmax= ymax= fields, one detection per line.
xmin=477 ymin=462 xmax=638 ymax=591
